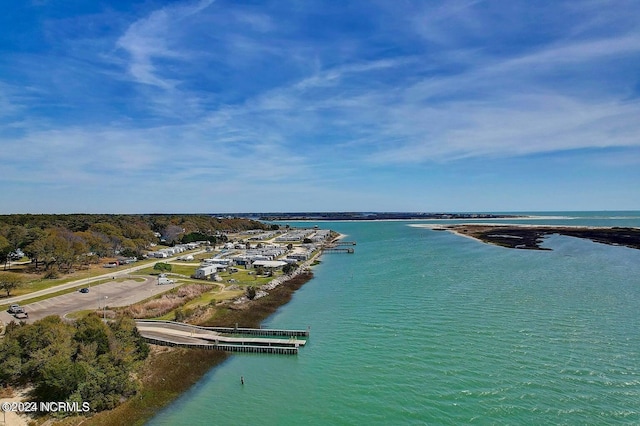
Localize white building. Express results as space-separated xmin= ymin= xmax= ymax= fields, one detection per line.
xmin=252 ymin=260 xmax=287 ymax=269
xmin=195 ymin=264 xmax=225 ymax=279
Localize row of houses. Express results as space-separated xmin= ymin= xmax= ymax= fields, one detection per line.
xmin=275 ymin=229 xmax=314 ymax=242
xmin=309 ymin=229 xmax=331 ymax=242
xmin=248 ymin=231 xmax=278 ymax=241
xmin=147 ymin=242 xmax=203 ymax=259
xmin=194 ymin=245 xmax=318 ymax=279
xmin=202 ymin=258 xmax=234 ymax=266
xmin=191 ymin=229 xmax=331 ymax=280
xmin=286 ymin=251 xmax=312 ymax=262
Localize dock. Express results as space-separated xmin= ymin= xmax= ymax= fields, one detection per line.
xmin=323 ymin=247 xmax=354 ymax=253
xmin=208 ymin=324 xmax=309 ymax=337
xmin=323 ymin=240 xmax=356 ymax=253
xmin=135 ymin=320 xmax=308 ymax=355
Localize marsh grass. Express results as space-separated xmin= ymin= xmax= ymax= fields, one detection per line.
xmin=121 ymin=284 xmax=211 ymax=318
xmin=82 ymin=347 xmax=229 ymax=426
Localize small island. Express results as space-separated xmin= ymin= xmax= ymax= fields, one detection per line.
xmin=438 ymin=224 xmax=640 ymax=250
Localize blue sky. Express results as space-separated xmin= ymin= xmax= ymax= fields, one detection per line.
xmin=1 ymin=0 xmax=639 ymax=214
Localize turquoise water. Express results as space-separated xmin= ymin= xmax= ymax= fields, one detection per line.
xmin=148 ymin=213 xmax=640 ymax=425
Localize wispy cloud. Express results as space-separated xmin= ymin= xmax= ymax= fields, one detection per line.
xmin=116 ymin=0 xmax=215 ymax=89
xmin=1 ymin=0 xmax=639 ymax=212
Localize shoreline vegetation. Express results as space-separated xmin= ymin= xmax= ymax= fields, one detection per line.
xmin=84 ymin=270 xmax=317 ymax=426
xmin=3 ymin=263 xmax=321 ymax=426
xmin=416 ymin=224 xmax=640 ymax=251
xmin=85 ymin=228 xmax=334 ymax=425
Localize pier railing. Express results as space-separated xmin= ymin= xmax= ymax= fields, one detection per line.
xmin=135 ymin=319 xmax=309 ymax=336
xmin=135 ymin=320 xmax=308 ymax=355
xmin=322 ymin=247 xmax=354 ymax=253
xmin=142 ymin=336 xmax=299 ymax=355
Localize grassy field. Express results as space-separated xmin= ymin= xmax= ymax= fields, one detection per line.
xmin=135 ymin=263 xmax=198 ymax=277
xmin=217 ymin=267 xmax=281 ymax=287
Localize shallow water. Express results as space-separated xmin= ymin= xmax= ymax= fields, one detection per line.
xmin=148 ymin=213 xmax=640 ymax=425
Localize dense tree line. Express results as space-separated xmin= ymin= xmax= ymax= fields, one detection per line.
xmin=0 ymin=215 xmax=267 ymax=273
xmin=0 ymin=315 xmax=149 ymax=413
xmin=0 ymin=214 xmax=269 ymax=235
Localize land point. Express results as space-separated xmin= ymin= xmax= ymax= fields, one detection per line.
xmin=425 ymin=224 xmax=640 ymax=251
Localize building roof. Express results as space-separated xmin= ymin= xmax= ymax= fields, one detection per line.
xmin=252 ymin=260 xmax=287 ymax=268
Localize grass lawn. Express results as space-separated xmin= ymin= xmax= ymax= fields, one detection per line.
xmin=136 ymin=263 xmax=196 ymax=277
xmin=64 ymin=309 xmax=94 ymax=320
xmin=217 ymin=268 xmax=280 ymax=287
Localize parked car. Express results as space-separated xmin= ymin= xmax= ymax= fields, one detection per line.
xmin=8 ymin=304 xmax=24 ymax=314
xmin=79 ymin=287 xmax=90 ymax=293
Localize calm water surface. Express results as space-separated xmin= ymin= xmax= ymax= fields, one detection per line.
xmin=148 ymin=212 xmax=640 ymax=425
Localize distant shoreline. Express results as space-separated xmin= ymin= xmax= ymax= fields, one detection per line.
xmin=413 ymin=223 xmax=640 ymax=251
xmin=256 ymin=213 xmax=525 ymax=221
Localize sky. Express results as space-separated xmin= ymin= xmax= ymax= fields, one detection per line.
xmin=1 ymin=0 xmax=639 ymax=214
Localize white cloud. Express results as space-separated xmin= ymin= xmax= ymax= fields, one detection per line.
xmin=116 ymin=0 xmax=215 ymax=88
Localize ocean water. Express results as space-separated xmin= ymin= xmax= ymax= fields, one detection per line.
xmin=148 ymin=212 xmax=640 ymax=425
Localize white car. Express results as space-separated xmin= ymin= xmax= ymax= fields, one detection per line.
xmin=8 ymin=304 xmax=24 ymax=314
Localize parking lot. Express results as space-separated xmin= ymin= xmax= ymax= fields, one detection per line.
xmin=1 ymin=275 xmax=179 ymax=325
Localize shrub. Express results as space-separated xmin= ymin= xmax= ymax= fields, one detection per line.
xmin=153 ymin=262 xmax=172 ymax=272
xmin=246 ymin=286 xmax=256 ymax=300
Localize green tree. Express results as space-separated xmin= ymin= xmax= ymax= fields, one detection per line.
xmin=75 ymin=315 xmax=110 ymax=356
xmin=0 ymin=235 xmax=11 ymax=270
xmin=0 ymin=272 xmax=25 ymax=297
xmin=76 ymin=230 xmax=111 ymax=258
xmin=153 ymin=262 xmax=172 ymax=273
xmin=0 ymin=314 xmax=149 ymax=414
xmin=109 ymin=316 xmax=149 ymax=363
xmin=283 ymin=263 xmax=296 ymax=275
xmin=89 ymin=223 xmax=125 ymax=255
xmin=0 ymin=337 xmax=23 ymax=383
xmin=24 ymin=228 xmax=74 ymax=271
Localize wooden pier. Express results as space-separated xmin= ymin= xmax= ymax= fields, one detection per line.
xmin=135 ymin=320 xmax=308 ymax=355
xmin=142 ymin=336 xmax=300 ymax=354
xmin=208 ymin=325 xmax=309 ymax=337
xmin=323 ymin=247 xmax=355 ymax=253
xmin=335 ymin=241 xmax=357 ymax=246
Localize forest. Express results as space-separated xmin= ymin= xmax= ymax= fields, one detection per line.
xmin=0 ymin=315 xmax=149 ymax=413
xmin=0 ymin=214 xmax=269 ymax=274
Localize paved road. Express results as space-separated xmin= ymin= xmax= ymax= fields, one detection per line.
xmin=0 ymin=250 xmax=205 ymax=327
xmin=0 ymin=276 xmax=179 ymax=325
xmin=0 ymin=249 xmax=214 ymax=329
xmin=0 ymin=249 xmax=205 ymax=307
